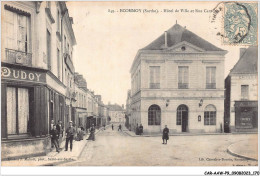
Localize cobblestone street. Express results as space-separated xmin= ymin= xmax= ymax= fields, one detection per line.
xmin=60 ymin=126 xmax=258 ymax=166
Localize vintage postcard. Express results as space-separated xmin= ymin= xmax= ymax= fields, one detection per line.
xmin=1 ymin=0 xmax=259 ymax=174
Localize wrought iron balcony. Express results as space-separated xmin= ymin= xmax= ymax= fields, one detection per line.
xmin=178 ymin=83 xmax=189 ymax=89
xmin=150 ymin=83 xmax=160 ymax=89
xmin=5 ymin=48 xmax=32 ymax=66
xmin=206 ymin=83 xmax=216 ymax=89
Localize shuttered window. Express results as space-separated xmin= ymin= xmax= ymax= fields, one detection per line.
xmin=178 ymin=66 xmax=189 ymax=89
xmin=150 ymin=66 xmax=160 ymax=89
xmin=57 ymin=48 xmax=60 ymax=79
xmin=4 ymin=9 xmax=29 ymax=52
xmin=241 ymin=85 xmax=249 ymax=100
xmin=47 ymin=30 xmax=51 ymax=70
xmin=206 ymin=67 xmax=216 ymax=89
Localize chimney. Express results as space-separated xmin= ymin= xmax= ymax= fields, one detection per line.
xmin=164 ymin=31 xmax=168 ymax=48
xmin=122 ymin=104 xmax=124 ymax=109
xmin=240 ymin=48 xmax=247 ymax=57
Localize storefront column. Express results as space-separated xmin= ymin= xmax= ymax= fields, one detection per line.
xmin=1 ymin=84 xmax=7 ymax=139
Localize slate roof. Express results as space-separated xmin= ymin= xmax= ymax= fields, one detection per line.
xmin=107 ymin=104 xmax=124 ymax=111
xmin=230 ymin=46 xmax=258 ymax=74
xmin=141 ymin=24 xmax=224 ymax=51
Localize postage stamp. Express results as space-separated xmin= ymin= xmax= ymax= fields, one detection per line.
xmin=223 ymin=2 xmax=257 ymax=46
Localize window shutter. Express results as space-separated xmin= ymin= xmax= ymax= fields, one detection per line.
xmin=184 ymin=67 xmax=188 ymax=83
xmin=5 ymin=10 xmax=16 ymax=50
xmin=206 ymin=67 xmax=210 ymax=84
xmin=150 ymin=67 xmax=154 ymax=84
xmin=178 ymin=67 xmax=182 ymax=83
xmin=155 ymin=67 xmax=160 ymax=84
xmin=211 ymin=67 xmax=216 ymax=83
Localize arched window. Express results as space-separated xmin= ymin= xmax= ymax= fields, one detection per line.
xmin=204 ymin=105 xmax=216 ymax=125
xmin=148 ymin=105 xmax=161 ymax=125
xmin=176 ymin=105 xmax=188 ymax=125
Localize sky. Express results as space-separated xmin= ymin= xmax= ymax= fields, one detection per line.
xmin=67 ymin=1 xmax=243 ymax=106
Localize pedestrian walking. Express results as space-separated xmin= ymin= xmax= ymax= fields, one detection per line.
xmin=50 ymin=125 xmax=60 ymax=152
xmin=87 ymin=124 xmax=95 ymax=141
xmin=50 ymin=119 xmax=55 ymax=148
xmin=103 ymin=124 xmax=106 ymax=130
xmin=162 ymin=125 xmax=169 ymax=144
xmin=65 ymin=121 xmax=76 ymax=151
xmin=118 ymin=124 xmax=122 ymax=131
xmin=112 ymin=124 xmax=114 ymax=130
xmin=56 ymin=120 xmax=63 ymax=149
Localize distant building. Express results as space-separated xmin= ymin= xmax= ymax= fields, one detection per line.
xmin=225 ymin=46 xmax=258 ymax=133
xmin=107 ymin=103 xmax=125 ymax=123
xmin=130 ymin=23 xmax=227 ymax=134
xmin=74 ymin=72 xmax=88 ymax=130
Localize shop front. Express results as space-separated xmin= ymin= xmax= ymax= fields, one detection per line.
xmin=234 ymin=101 xmax=258 ymax=132
xmin=1 ymin=63 xmax=66 ymax=160
xmin=1 ymin=64 xmax=49 ymax=160
xmin=86 ymin=116 xmax=95 ymax=130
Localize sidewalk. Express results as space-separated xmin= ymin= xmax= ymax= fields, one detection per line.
xmin=123 ymin=128 xmax=257 ymax=137
xmin=227 ymin=138 xmax=258 ymax=161
xmin=1 ymin=127 xmax=104 ymax=166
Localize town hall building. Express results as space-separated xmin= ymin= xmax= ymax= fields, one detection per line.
xmin=130 ymin=23 xmax=227 ymax=134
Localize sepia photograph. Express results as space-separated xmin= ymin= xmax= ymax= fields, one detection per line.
xmin=0 ymin=0 xmax=259 ymax=175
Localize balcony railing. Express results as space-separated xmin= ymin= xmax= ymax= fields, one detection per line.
xmin=150 ymin=83 xmax=160 ymax=89
xmin=5 ymin=48 xmax=32 ymax=66
xmin=178 ymin=83 xmax=189 ymax=89
xmin=206 ymin=83 xmax=216 ymax=89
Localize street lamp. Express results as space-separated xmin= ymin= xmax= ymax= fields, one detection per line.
xmin=166 ymin=99 xmax=170 ymax=107
xmin=199 ymin=99 xmax=203 ymax=107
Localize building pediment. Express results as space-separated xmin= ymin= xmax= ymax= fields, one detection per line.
xmin=165 ymin=41 xmax=205 ymax=53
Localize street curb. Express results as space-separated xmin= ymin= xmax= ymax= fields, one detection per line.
xmin=42 ymin=127 xmax=105 ymax=166
xmin=227 ymin=143 xmax=258 ymax=161
xmin=77 ymin=127 xmax=103 ymax=159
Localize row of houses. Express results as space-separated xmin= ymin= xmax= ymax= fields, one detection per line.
xmin=126 ymin=23 xmax=258 ymax=134
xmin=1 ymin=1 xmax=111 ymax=160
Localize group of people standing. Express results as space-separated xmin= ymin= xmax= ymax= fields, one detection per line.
xmin=50 ymin=120 xmax=79 ymax=152
xmin=134 ymin=124 xmax=169 ymax=144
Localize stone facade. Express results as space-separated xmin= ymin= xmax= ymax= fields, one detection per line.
xmin=130 ymin=24 xmax=227 ymax=134
xmin=225 ymin=47 xmax=258 ymax=133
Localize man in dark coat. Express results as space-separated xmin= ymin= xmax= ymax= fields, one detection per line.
xmin=162 ymin=125 xmax=169 ymax=144
xmin=65 ymin=121 xmax=76 ymax=151
xmin=112 ymin=124 xmax=114 ymax=130
xmin=50 ymin=119 xmax=55 ymax=148
xmin=50 ymin=125 xmax=60 ymax=152
xmin=139 ymin=124 xmax=143 ymax=135
xmin=56 ymin=120 xmax=63 ymax=149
